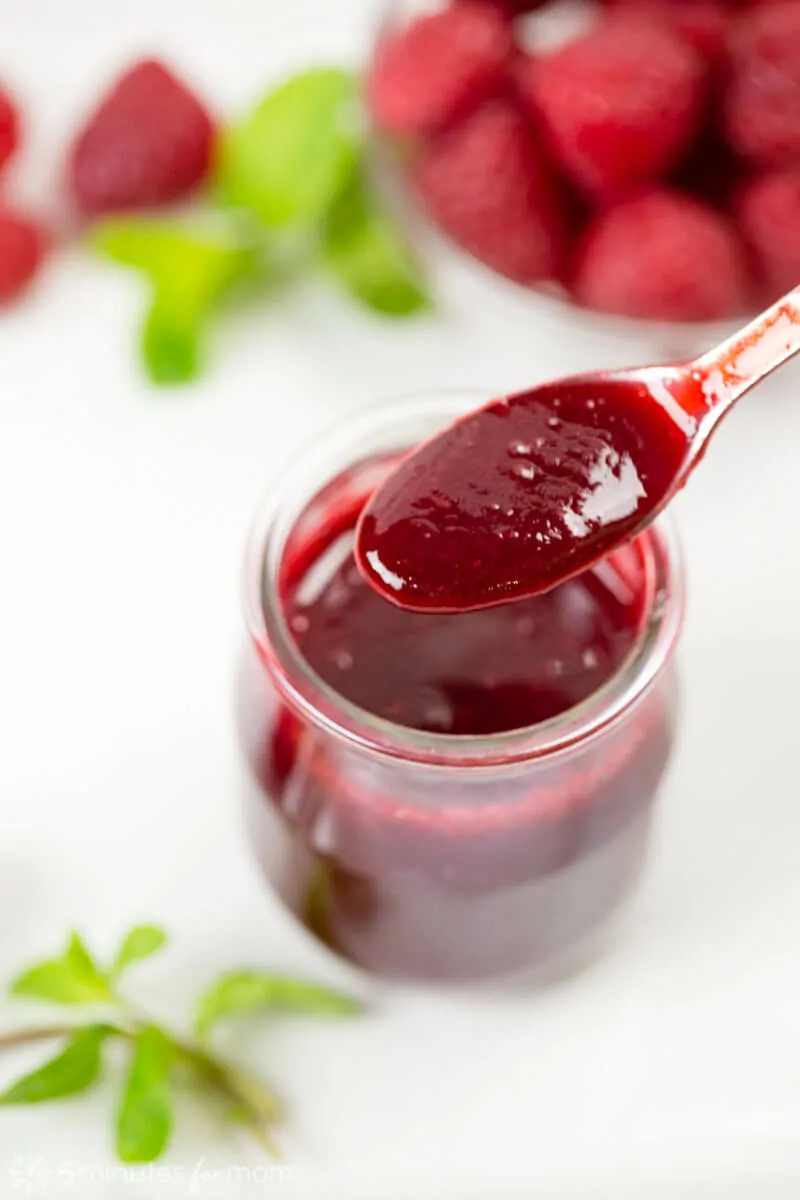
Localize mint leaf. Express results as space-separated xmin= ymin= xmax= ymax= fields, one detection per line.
xmin=92 ymin=220 xmax=185 ymax=276
xmin=116 ymin=1026 xmax=174 ymax=1164
xmin=92 ymin=220 xmax=258 ymax=302
xmin=110 ymin=927 xmax=167 ymax=982
xmin=11 ymin=934 xmax=110 ymax=1006
xmin=324 ymin=171 xmax=430 ymax=317
xmin=0 ymin=1024 xmax=113 ymax=1105
xmin=142 ymin=291 xmax=203 ymax=385
xmin=65 ymin=933 xmax=106 ymax=983
xmin=216 ymin=68 xmax=359 ymax=227
xmin=92 ymin=220 xmax=259 ymax=386
xmin=195 ymin=970 xmax=360 ymax=1038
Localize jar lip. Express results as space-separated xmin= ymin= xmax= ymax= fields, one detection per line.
xmin=243 ymin=391 xmax=685 ymax=769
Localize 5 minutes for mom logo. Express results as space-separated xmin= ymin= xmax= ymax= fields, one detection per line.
xmin=8 ymin=1157 xmax=50 ymax=1194
xmin=5 ymin=1154 xmax=295 ymax=1193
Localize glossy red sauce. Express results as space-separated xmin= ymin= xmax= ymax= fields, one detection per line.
xmin=285 ymin=490 xmax=641 ymax=736
xmin=356 ymin=378 xmax=689 ymax=613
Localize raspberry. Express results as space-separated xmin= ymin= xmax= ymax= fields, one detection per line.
xmin=572 ymin=189 xmax=750 ymax=321
xmin=518 ymin=16 xmax=706 ymax=199
xmin=737 ymin=170 xmax=800 ymax=297
xmin=0 ymin=210 xmax=47 ymax=303
xmin=0 ymin=88 xmax=19 ymax=173
xmin=602 ymin=1 xmax=731 ymax=60
xmin=724 ymin=2 xmax=800 ymax=167
xmin=68 ymin=59 xmax=214 ymax=215
xmin=413 ymin=101 xmax=567 ymax=284
xmin=367 ymin=4 xmax=512 ymax=136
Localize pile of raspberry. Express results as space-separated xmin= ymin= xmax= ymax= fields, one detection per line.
xmin=367 ymin=0 xmax=800 ymax=323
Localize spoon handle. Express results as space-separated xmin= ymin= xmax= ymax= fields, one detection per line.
xmin=688 ymin=287 xmax=800 ymax=425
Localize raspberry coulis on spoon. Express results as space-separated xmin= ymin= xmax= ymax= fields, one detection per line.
xmin=356 ymin=288 xmax=800 ymax=613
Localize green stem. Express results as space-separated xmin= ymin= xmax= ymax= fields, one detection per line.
xmin=113 ymin=996 xmax=282 ymax=1156
xmin=0 ymin=1025 xmax=80 ymax=1050
xmin=240 ymin=1115 xmax=283 ymax=1159
xmin=175 ymin=1042 xmax=283 ymax=1152
xmin=0 ymin=1023 xmax=130 ymax=1050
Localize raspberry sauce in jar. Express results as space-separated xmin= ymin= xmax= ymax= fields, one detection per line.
xmin=238 ymin=394 xmax=683 ymax=983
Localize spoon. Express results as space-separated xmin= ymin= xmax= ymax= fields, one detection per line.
xmin=355 ymin=288 xmax=800 ymax=614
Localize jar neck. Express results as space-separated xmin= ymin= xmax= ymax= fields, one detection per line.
xmin=243 ymin=393 xmax=685 ymax=768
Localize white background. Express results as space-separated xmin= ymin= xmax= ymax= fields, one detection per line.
xmin=1 ymin=1 xmax=799 ymax=1196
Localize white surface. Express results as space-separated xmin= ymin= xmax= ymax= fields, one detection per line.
xmin=1 ymin=2 xmax=800 ymax=1196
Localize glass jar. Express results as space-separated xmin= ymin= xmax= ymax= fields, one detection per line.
xmin=237 ymin=392 xmax=684 ymax=984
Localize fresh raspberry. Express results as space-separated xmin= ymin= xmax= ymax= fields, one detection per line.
xmin=572 ymin=189 xmax=750 ymax=321
xmin=0 ymin=88 xmax=19 ymax=173
xmin=0 ymin=210 xmax=47 ymax=303
xmin=601 ymin=1 xmax=732 ymax=60
xmin=737 ymin=170 xmax=800 ymax=297
xmin=413 ymin=101 xmax=567 ymax=284
xmin=367 ymin=4 xmax=512 ymax=136
xmin=518 ymin=16 xmax=706 ymax=199
xmin=68 ymin=59 xmax=214 ymax=215
xmin=724 ymin=2 xmax=800 ymax=167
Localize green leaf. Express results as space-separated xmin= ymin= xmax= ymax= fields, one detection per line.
xmin=11 ymin=934 xmax=110 ymax=1006
xmin=92 ymin=219 xmax=255 ymax=280
xmin=216 ymin=68 xmax=360 ymax=228
xmin=110 ymin=926 xmax=167 ymax=982
xmin=92 ymin=219 xmax=258 ymax=302
xmin=142 ymin=290 xmax=203 ymax=385
xmin=91 ymin=220 xmax=259 ymax=386
xmin=116 ymin=1026 xmax=174 ymax=1164
xmin=324 ymin=171 xmax=430 ymax=317
xmin=0 ymin=1024 xmax=112 ymax=1105
xmin=195 ymin=970 xmax=361 ymax=1038
xmin=92 ymin=219 xmax=182 ymax=275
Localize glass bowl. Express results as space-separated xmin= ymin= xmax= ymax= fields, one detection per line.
xmin=368 ymin=0 xmax=750 ymax=363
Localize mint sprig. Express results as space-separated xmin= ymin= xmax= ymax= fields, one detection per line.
xmin=0 ymin=926 xmax=361 ymax=1162
xmin=89 ymin=66 xmax=430 ymax=387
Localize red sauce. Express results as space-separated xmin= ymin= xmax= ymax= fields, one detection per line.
xmin=356 ymin=378 xmax=689 ymax=613
xmin=286 ymin=492 xmax=641 ymax=736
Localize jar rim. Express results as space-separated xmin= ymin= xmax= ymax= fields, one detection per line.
xmin=243 ymin=391 xmax=685 ymax=769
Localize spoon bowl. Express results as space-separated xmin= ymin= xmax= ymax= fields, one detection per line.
xmin=356 ymin=288 xmax=800 ymax=613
